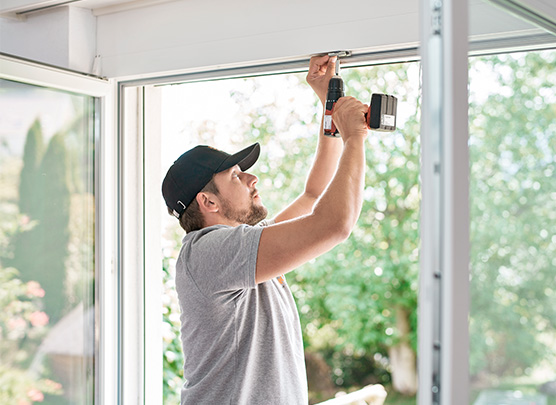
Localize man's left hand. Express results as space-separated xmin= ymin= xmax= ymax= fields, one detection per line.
xmin=306 ymin=55 xmax=337 ymax=105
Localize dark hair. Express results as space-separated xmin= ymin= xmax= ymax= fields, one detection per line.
xmin=168 ymin=177 xmax=219 ymax=233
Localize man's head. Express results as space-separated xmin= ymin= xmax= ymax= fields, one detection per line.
xmin=162 ymin=143 xmax=267 ymax=232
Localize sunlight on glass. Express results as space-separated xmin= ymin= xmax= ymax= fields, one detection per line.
xmin=0 ymin=79 xmax=96 ymax=404
xmin=468 ymin=50 xmax=556 ymax=402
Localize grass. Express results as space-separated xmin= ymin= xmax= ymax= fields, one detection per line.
xmin=384 ymin=390 xmax=416 ymax=405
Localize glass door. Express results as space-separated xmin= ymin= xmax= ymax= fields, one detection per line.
xmin=467 ymin=2 xmax=556 ymax=403
xmin=467 ymin=2 xmax=556 ymax=401
xmin=0 ymin=56 xmax=115 ymax=405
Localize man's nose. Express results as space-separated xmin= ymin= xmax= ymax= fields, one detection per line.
xmin=241 ymin=172 xmax=258 ymax=187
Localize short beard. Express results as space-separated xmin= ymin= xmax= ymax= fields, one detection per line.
xmin=219 ymin=193 xmax=268 ymax=226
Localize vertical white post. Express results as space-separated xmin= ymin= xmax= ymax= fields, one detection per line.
xmin=119 ymin=84 xmax=163 ymax=405
xmin=419 ymin=0 xmax=469 ymax=404
xmin=440 ymin=0 xmax=470 ymax=402
xmin=120 ymin=86 xmax=145 ymax=405
xmin=97 ymin=79 xmax=119 ymax=405
xmin=143 ymin=86 xmax=163 ymax=405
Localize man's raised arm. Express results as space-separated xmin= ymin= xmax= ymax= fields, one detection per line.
xmin=257 ymin=96 xmax=368 ymax=283
xmin=273 ymin=55 xmax=344 ymax=223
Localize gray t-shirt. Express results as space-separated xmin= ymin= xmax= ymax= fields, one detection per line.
xmin=175 ymin=222 xmax=308 ymax=405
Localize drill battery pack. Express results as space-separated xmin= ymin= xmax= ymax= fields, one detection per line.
xmin=368 ymin=93 xmax=398 ymax=132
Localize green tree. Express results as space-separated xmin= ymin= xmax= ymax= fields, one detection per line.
xmin=295 ymin=65 xmax=420 ymax=396
xmin=37 ymin=133 xmax=71 ymax=322
xmin=162 ymin=51 xmax=556 ymax=401
xmin=0 ymin=205 xmax=63 ymax=404
xmin=18 ymin=118 xmax=45 ymax=219
xmin=468 ymin=50 xmax=556 ymax=381
xmin=231 ymin=65 xmax=421 ymax=395
xmin=12 ymin=131 xmax=72 ymax=322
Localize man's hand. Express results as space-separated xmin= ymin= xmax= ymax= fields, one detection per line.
xmin=306 ymin=55 xmax=337 ymax=104
xmin=332 ymin=96 xmax=369 ymax=142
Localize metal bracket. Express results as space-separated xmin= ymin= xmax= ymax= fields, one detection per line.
xmin=327 ymin=51 xmax=352 ymax=75
xmin=327 ymin=50 xmax=352 ymax=58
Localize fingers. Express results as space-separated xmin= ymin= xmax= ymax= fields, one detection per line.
xmin=325 ymin=56 xmax=337 ymax=79
xmin=332 ymin=97 xmax=369 ymax=139
xmin=309 ymin=54 xmax=329 ymax=70
xmin=334 ymin=96 xmax=368 ymax=114
xmin=308 ymin=55 xmax=336 ymax=75
xmin=307 ymin=55 xmax=339 ymax=104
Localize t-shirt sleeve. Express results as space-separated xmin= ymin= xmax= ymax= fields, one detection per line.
xmin=183 ymin=225 xmax=263 ymax=295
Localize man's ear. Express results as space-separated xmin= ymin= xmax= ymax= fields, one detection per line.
xmin=196 ymin=192 xmax=219 ymax=214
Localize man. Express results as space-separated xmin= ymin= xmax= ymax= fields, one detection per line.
xmin=162 ymin=55 xmax=368 ymax=404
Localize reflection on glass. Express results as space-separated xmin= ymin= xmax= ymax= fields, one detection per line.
xmin=160 ymin=63 xmax=421 ymax=402
xmin=469 ymin=50 xmax=556 ymax=402
xmin=0 ymin=79 xmax=96 ymax=404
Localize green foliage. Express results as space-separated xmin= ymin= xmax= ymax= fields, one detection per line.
xmin=18 ymin=118 xmax=45 ymax=218
xmin=161 ymin=50 xmax=556 ymax=399
xmin=0 ymin=266 xmax=63 ymax=403
xmin=38 ymin=133 xmax=71 ymax=321
xmin=227 ymin=65 xmax=421 ymax=389
xmin=468 ymin=50 xmax=556 ymax=378
xmin=11 ymin=129 xmax=72 ymax=323
xmin=0 ymin=89 xmax=94 ymax=404
xmin=0 ymin=267 xmax=49 ymax=367
xmin=162 ymin=255 xmax=184 ymax=403
xmin=0 ymin=144 xmax=65 ymax=404
xmin=0 ymin=365 xmax=63 ymax=405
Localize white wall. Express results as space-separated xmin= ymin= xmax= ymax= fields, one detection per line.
xmin=1 ymin=7 xmax=71 ymax=68
xmin=95 ymin=0 xmax=420 ymax=79
xmin=0 ymin=6 xmax=96 ymax=73
xmin=0 ymin=0 xmax=554 ymax=79
xmin=94 ymin=0 xmax=549 ymax=79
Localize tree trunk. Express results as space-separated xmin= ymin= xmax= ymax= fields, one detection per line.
xmin=387 ymin=306 xmax=417 ymax=395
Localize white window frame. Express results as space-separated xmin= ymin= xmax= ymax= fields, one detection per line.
xmin=117 ymin=8 xmax=556 ymax=405
xmin=118 ymin=84 xmax=163 ymax=405
xmin=418 ymin=0 xmax=470 ymax=403
xmin=0 ymin=54 xmax=118 ymax=405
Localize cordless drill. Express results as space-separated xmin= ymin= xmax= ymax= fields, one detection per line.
xmin=323 ymin=53 xmax=398 ymax=137
xmin=323 ymin=55 xmax=344 ymax=137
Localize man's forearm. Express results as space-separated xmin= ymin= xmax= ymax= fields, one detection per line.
xmin=312 ymin=136 xmax=366 ymax=234
xmin=304 ymin=113 xmax=343 ymax=199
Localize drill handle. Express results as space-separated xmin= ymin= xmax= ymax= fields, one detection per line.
xmin=323 ymin=76 xmax=344 ymax=137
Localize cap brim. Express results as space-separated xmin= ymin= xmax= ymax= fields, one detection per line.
xmin=216 ymin=143 xmax=260 ymax=173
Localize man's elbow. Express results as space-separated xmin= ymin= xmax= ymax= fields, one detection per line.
xmin=326 ymin=218 xmax=354 ymax=245
xmin=312 ymin=207 xmax=356 ymax=244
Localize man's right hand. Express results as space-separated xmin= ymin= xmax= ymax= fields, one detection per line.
xmin=332 ymin=96 xmax=369 ymax=142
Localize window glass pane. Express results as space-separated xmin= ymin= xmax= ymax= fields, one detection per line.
xmin=468 ymin=50 xmax=556 ymax=402
xmin=160 ymin=62 xmax=421 ymax=403
xmin=0 ymin=79 xmax=96 ymax=404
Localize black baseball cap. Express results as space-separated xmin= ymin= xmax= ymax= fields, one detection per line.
xmin=162 ymin=143 xmax=260 ymax=218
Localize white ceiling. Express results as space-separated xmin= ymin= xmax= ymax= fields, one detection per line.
xmin=2 ymin=0 xmax=556 ymax=25
xmin=0 ymin=0 xmax=173 ymax=17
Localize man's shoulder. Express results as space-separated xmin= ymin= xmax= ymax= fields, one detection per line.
xmin=182 ymin=223 xmax=267 ymax=247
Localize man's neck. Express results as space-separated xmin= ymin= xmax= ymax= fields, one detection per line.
xmin=204 ymin=215 xmax=240 ymax=228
